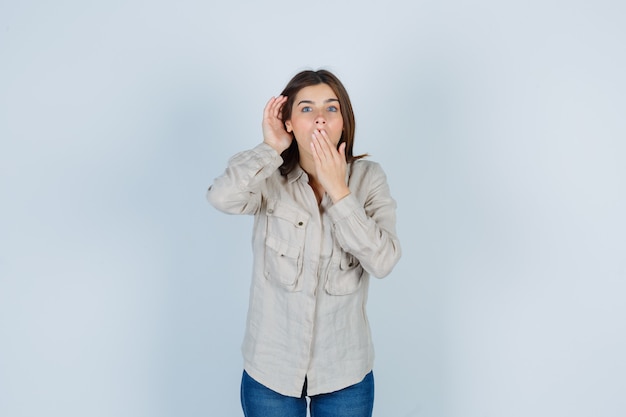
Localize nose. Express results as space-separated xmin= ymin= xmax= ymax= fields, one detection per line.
xmin=315 ymin=113 xmax=326 ymax=125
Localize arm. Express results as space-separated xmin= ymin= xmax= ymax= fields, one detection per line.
xmin=206 ymin=96 xmax=293 ymax=215
xmin=206 ymin=143 xmax=283 ymax=215
xmin=327 ymin=162 xmax=401 ymax=278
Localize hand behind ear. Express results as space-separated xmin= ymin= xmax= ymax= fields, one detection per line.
xmin=262 ymin=96 xmax=292 ymax=153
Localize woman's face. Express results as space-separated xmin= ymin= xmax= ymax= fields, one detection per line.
xmin=285 ymin=83 xmax=343 ymax=157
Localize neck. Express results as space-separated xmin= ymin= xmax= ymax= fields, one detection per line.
xmin=299 ymin=157 xmax=324 ymax=204
xmin=298 ymin=154 xmax=317 ymax=182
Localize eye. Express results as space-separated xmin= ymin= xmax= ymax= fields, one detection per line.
xmin=327 ymin=105 xmax=338 ymax=112
xmin=301 ymin=106 xmax=312 ymax=112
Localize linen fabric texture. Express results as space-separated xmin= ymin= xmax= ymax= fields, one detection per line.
xmin=207 ymin=143 xmax=401 ymax=397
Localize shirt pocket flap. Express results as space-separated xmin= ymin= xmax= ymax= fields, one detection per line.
xmin=326 ymin=252 xmax=364 ymax=295
xmin=266 ymin=200 xmax=310 ymax=229
xmin=265 ymin=234 xmax=300 ymax=259
xmin=264 ymin=234 xmax=303 ymax=290
xmin=340 ymin=253 xmax=359 ymax=270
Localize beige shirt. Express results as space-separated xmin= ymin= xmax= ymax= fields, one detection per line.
xmin=207 ymin=143 xmax=401 ymax=397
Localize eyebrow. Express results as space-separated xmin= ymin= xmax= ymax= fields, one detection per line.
xmin=297 ymin=98 xmax=339 ymax=106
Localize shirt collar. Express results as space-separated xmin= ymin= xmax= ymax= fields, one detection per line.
xmin=287 ymin=164 xmax=307 ymax=184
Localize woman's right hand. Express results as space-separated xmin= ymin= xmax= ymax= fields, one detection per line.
xmin=262 ymin=96 xmax=292 ymax=153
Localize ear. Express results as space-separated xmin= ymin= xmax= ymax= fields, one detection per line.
xmin=285 ymin=120 xmax=293 ymax=133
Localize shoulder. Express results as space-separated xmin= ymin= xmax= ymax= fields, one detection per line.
xmin=347 ymin=159 xmax=391 ymax=197
xmin=349 ymin=158 xmax=387 ymax=179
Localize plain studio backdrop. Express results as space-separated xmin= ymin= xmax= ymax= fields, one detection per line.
xmin=1 ymin=1 xmax=624 ymax=416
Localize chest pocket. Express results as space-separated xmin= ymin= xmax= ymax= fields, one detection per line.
xmin=325 ymin=251 xmax=364 ymax=295
xmin=264 ymin=200 xmax=310 ymax=290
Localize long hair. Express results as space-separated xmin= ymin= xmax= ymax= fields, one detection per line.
xmin=278 ymin=69 xmax=366 ymax=176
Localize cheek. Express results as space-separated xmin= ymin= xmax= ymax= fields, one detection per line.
xmin=332 ymin=118 xmax=344 ymax=135
xmin=331 ymin=114 xmax=344 ymax=128
xmin=292 ymin=118 xmax=313 ymax=133
xmin=290 ymin=123 xmax=312 ymax=143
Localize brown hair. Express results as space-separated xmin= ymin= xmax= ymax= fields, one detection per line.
xmin=278 ymin=69 xmax=366 ymax=175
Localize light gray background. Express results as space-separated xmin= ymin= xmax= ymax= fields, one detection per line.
xmin=1 ymin=1 xmax=624 ymax=416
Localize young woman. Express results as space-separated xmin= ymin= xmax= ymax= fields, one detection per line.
xmin=207 ymin=69 xmax=401 ymax=417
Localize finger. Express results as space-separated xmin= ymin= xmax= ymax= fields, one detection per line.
xmin=310 ymin=135 xmax=323 ymax=165
xmin=313 ymin=130 xmax=331 ymax=160
xmin=320 ymin=129 xmax=336 ymax=148
xmin=264 ymin=96 xmax=284 ymax=120
xmin=263 ymin=96 xmax=276 ymax=120
xmin=316 ymin=129 xmax=340 ymax=160
xmin=311 ymin=131 xmax=322 ymax=158
xmin=338 ymin=141 xmax=346 ymax=159
xmin=277 ymin=96 xmax=288 ymax=120
xmin=269 ymin=96 xmax=281 ymax=118
xmin=272 ymin=95 xmax=288 ymax=118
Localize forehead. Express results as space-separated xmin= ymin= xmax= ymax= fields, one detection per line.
xmin=294 ymin=83 xmax=338 ymax=102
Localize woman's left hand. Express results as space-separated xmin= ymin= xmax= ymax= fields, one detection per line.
xmin=311 ymin=129 xmax=351 ymax=203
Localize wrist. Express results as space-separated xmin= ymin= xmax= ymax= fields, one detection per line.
xmin=329 ymin=185 xmax=350 ymax=203
xmin=264 ymin=140 xmax=288 ymax=155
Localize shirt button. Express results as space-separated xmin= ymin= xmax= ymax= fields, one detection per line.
xmin=298 ymin=221 xmax=303 ymax=226
xmin=267 ymin=208 xmax=274 ymax=214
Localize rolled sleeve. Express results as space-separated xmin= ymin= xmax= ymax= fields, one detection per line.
xmin=327 ymin=163 xmax=401 ymax=278
xmin=207 ymin=143 xmax=283 ymax=215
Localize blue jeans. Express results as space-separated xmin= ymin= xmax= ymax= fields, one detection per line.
xmin=240 ymin=370 xmax=374 ymax=417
